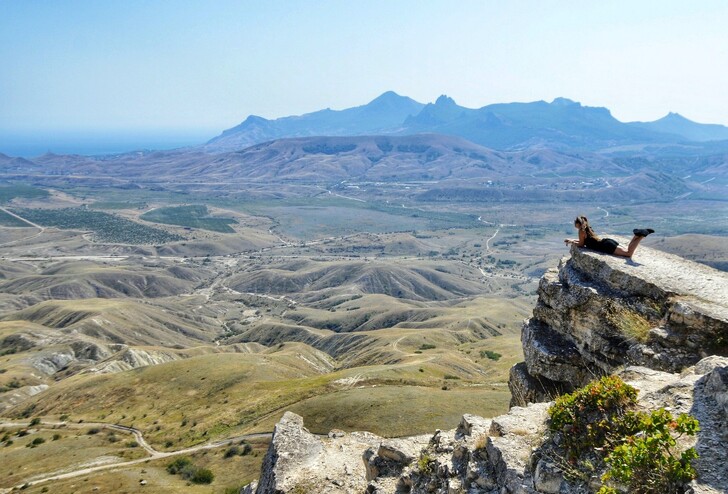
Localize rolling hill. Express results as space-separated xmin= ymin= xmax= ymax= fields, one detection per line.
xmin=629 ymin=112 xmax=728 ymax=142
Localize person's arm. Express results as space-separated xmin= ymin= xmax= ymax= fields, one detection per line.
xmin=563 ymin=229 xmax=586 ymax=247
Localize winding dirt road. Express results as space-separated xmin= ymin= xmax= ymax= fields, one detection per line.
xmin=0 ymin=420 xmax=271 ymax=492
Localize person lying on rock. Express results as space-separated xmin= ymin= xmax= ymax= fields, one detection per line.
xmin=564 ymin=215 xmax=653 ymax=258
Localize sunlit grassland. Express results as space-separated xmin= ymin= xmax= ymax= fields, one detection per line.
xmin=0 ymin=425 xmax=148 ymax=489
xmin=10 ymin=329 xmax=522 ymax=447
xmin=7 ymin=436 xmax=270 ymax=494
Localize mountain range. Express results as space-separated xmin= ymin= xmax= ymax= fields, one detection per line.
xmin=1 ymin=92 xmax=727 ymax=204
xmin=205 ymin=92 xmax=728 ymax=152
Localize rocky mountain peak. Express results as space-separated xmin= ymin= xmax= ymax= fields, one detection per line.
xmin=434 ymin=94 xmax=457 ymax=106
xmin=550 ymin=97 xmax=579 ymax=107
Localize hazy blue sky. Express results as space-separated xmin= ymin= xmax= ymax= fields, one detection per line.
xmin=2 ymin=0 xmax=727 ymax=137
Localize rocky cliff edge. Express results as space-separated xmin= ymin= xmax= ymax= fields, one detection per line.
xmin=510 ymin=242 xmax=728 ymax=405
xmin=243 ymin=245 xmax=728 ymax=494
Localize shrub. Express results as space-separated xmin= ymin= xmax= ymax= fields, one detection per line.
xmin=87 ymin=428 xmax=100 ymax=435
xmin=548 ymin=375 xmax=699 ymax=493
xmin=167 ymin=457 xmax=214 ymax=485
xmin=549 ymin=375 xmax=637 ymax=460
xmin=419 ymin=343 xmax=436 ymax=350
xmin=599 ymin=410 xmax=699 ymax=494
xmin=480 ymin=350 xmax=502 ymax=361
xmin=27 ymin=437 xmax=45 ymax=448
xmin=417 ymin=451 xmax=435 ymax=475
xmin=224 ymin=445 xmax=240 ymax=458
xmin=189 ymin=467 xmax=214 ymax=484
xmin=290 ymin=480 xmax=316 ymax=494
xmin=166 ymin=457 xmax=192 ymax=474
xmin=474 ymin=434 xmax=488 ymax=450
xmin=29 ymin=418 xmax=41 ymax=426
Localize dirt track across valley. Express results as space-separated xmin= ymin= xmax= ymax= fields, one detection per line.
xmin=0 ymin=420 xmax=272 ymax=492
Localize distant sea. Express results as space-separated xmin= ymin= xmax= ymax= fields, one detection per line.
xmin=0 ymin=130 xmax=215 ymax=158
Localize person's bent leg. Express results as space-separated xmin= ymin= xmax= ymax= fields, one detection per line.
xmin=613 ymin=246 xmax=632 ymax=257
xmin=625 ymin=235 xmax=644 ymax=257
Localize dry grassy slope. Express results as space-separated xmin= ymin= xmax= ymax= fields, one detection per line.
xmin=0 ymin=260 xmax=36 ymax=280
xmin=0 ymin=423 xmax=149 ymax=490
xmin=653 ymin=234 xmax=728 ymax=271
xmin=226 ymin=259 xmax=486 ymax=302
xmin=1 ymin=134 xmax=624 ymax=184
xmin=0 ymin=259 xmax=217 ymax=310
xmin=7 ymin=348 xmax=339 ymax=447
xmin=0 ymin=216 xmax=535 ymax=462
xmin=278 ymin=293 xmax=522 ymax=334
xmin=222 ymin=294 xmax=527 ymax=366
xmin=7 ymin=332 xmax=522 ymax=444
xmin=6 ymin=436 xmax=269 ymax=494
xmin=0 ymin=269 xmax=193 ymax=300
xmin=1 ymin=298 xmax=218 ymax=346
xmin=0 ymin=323 xmax=271 ymax=408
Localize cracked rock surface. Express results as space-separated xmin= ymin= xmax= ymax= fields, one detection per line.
xmin=246 ymin=358 xmax=728 ymax=493
xmin=510 ymin=244 xmax=728 ymax=405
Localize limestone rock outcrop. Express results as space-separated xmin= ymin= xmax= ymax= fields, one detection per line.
xmin=246 ymin=358 xmax=728 ymax=493
xmin=510 ymin=244 xmax=728 ymax=406
xmin=244 ymin=246 xmax=728 ymax=493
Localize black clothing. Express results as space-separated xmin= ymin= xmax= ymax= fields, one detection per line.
xmin=585 ymin=236 xmax=619 ymax=254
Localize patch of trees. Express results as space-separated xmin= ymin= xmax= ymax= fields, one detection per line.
xmin=12 ymin=208 xmax=183 ymax=244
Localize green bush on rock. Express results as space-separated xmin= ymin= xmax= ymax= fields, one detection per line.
xmin=547 ymin=375 xmax=699 ymax=494
xmin=599 ymin=409 xmax=699 ymax=494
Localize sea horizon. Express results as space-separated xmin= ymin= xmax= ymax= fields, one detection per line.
xmin=0 ymin=129 xmax=216 ymax=158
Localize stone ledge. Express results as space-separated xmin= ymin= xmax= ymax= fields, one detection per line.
xmin=512 ymin=245 xmax=728 ymax=407
xmin=569 ymin=241 xmax=728 ymax=324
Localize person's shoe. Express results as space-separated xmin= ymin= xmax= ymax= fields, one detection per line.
xmin=633 ymin=228 xmax=655 ymax=237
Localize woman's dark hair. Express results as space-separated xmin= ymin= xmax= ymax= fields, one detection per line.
xmin=574 ymin=215 xmax=600 ymax=241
